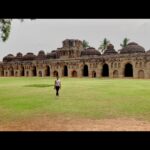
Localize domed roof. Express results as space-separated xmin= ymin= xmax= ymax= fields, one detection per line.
xmin=3 ymin=54 xmax=15 ymax=62
xmin=23 ymin=52 xmax=36 ymax=60
xmin=38 ymin=50 xmax=45 ymax=56
xmin=36 ymin=50 xmax=46 ymax=60
xmin=120 ymin=42 xmax=145 ymax=54
xmin=81 ymin=47 xmax=101 ymax=56
xmin=46 ymin=50 xmax=58 ymax=59
xmin=16 ymin=52 xmax=23 ymax=57
xmin=103 ymin=44 xmax=118 ymax=55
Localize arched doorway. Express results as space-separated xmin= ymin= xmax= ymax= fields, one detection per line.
xmin=53 ymin=71 xmax=58 ymax=77
xmin=113 ymin=70 xmax=119 ymax=78
xmin=63 ymin=66 xmax=68 ymax=76
xmin=102 ymin=64 xmax=109 ymax=77
xmin=83 ymin=65 xmax=88 ymax=77
xmin=45 ymin=65 xmax=50 ymax=76
xmin=124 ymin=63 xmax=133 ymax=77
xmin=32 ymin=66 xmax=36 ymax=76
xmin=39 ymin=71 xmax=42 ymax=77
xmin=72 ymin=70 xmax=77 ymax=77
xmin=21 ymin=66 xmax=25 ymax=76
xmin=92 ymin=71 xmax=96 ymax=78
xmin=138 ymin=70 xmax=144 ymax=78
xmin=6 ymin=71 xmax=8 ymax=77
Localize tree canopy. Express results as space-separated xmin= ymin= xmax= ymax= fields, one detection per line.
xmin=98 ymin=38 xmax=110 ymax=53
xmin=83 ymin=40 xmax=90 ymax=49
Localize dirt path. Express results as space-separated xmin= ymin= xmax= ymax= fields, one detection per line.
xmin=1 ymin=116 xmax=150 ymax=131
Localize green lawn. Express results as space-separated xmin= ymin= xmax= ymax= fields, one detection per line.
xmin=0 ymin=77 xmax=150 ymax=123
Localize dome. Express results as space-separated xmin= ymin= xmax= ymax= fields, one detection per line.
xmin=36 ymin=50 xmax=46 ymax=60
xmin=103 ymin=44 xmax=118 ymax=55
xmin=38 ymin=50 xmax=45 ymax=56
xmin=120 ymin=42 xmax=145 ymax=54
xmin=3 ymin=54 xmax=15 ymax=62
xmin=23 ymin=52 xmax=36 ymax=60
xmin=46 ymin=50 xmax=58 ymax=59
xmin=81 ymin=47 xmax=101 ymax=56
xmin=16 ymin=52 xmax=23 ymax=57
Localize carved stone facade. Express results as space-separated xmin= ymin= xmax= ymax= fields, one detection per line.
xmin=0 ymin=39 xmax=150 ymax=79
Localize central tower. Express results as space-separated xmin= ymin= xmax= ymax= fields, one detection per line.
xmin=57 ymin=39 xmax=84 ymax=58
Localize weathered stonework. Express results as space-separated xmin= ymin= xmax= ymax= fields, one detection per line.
xmin=0 ymin=39 xmax=150 ymax=79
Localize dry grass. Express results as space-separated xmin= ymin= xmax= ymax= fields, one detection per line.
xmin=1 ymin=115 xmax=150 ymax=131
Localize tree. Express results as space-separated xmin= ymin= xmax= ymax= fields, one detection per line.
xmin=0 ymin=19 xmax=34 ymax=42
xmin=120 ymin=38 xmax=130 ymax=48
xmin=98 ymin=38 xmax=110 ymax=53
xmin=0 ymin=19 xmax=12 ymax=42
xmin=83 ymin=40 xmax=90 ymax=49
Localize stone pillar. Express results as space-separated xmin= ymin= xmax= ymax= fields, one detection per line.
xmin=68 ymin=69 xmax=72 ymax=77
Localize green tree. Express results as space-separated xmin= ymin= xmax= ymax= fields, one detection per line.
xmin=0 ymin=19 xmax=12 ymax=42
xmin=98 ymin=38 xmax=110 ymax=53
xmin=0 ymin=19 xmax=34 ymax=42
xmin=83 ymin=40 xmax=90 ymax=49
xmin=120 ymin=38 xmax=130 ymax=48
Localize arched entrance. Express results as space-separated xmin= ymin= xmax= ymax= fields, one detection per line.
xmin=21 ymin=66 xmax=24 ymax=76
xmin=83 ymin=65 xmax=88 ymax=77
xmin=92 ymin=71 xmax=96 ymax=78
xmin=102 ymin=64 xmax=109 ymax=77
xmin=138 ymin=70 xmax=144 ymax=78
xmin=113 ymin=70 xmax=119 ymax=78
xmin=6 ymin=71 xmax=8 ymax=77
xmin=64 ymin=66 xmax=68 ymax=76
xmin=53 ymin=71 xmax=58 ymax=77
xmin=45 ymin=65 xmax=50 ymax=76
xmin=32 ymin=66 xmax=36 ymax=76
xmin=72 ymin=70 xmax=77 ymax=77
xmin=124 ymin=63 xmax=133 ymax=77
xmin=39 ymin=71 xmax=42 ymax=77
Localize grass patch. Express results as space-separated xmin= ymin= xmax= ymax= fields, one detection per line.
xmin=0 ymin=77 xmax=150 ymax=123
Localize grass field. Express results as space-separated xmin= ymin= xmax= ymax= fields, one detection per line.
xmin=0 ymin=77 xmax=150 ymax=130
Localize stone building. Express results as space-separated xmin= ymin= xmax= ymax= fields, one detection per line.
xmin=0 ymin=39 xmax=150 ymax=79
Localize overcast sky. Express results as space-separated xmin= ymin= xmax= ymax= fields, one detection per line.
xmin=0 ymin=19 xmax=150 ymax=61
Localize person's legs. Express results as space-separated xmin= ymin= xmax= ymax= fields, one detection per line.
xmin=56 ymin=86 xmax=60 ymax=96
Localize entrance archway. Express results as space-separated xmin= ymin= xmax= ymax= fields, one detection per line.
xmin=64 ymin=66 xmax=68 ymax=76
xmin=45 ymin=65 xmax=50 ymax=76
xmin=92 ymin=71 xmax=96 ymax=78
xmin=72 ymin=70 xmax=77 ymax=77
xmin=124 ymin=63 xmax=133 ymax=77
xmin=32 ymin=66 xmax=36 ymax=76
xmin=102 ymin=64 xmax=109 ymax=77
xmin=21 ymin=66 xmax=24 ymax=76
xmin=53 ymin=71 xmax=58 ymax=77
xmin=83 ymin=65 xmax=88 ymax=77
